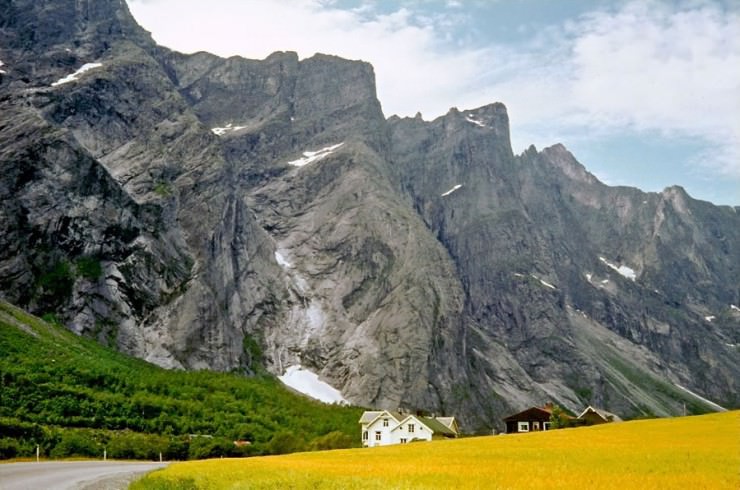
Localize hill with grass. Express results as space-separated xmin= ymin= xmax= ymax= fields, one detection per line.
xmin=0 ymin=301 xmax=362 ymax=460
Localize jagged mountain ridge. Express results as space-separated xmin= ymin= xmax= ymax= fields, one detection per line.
xmin=1 ymin=0 xmax=738 ymax=430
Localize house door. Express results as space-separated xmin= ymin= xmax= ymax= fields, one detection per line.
xmin=532 ymin=421 xmax=540 ymax=431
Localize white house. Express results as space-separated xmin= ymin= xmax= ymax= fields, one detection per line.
xmin=359 ymin=410 xmax=459 ymax=447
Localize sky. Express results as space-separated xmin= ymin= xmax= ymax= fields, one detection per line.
xmin=127 ymin=0 xmax=740 ymax=206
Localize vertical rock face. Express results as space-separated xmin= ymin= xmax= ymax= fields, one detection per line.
xmin=0 ymin=0 xmax=284 ymax=372
xmin=389 ymin=110 xmax=739 ymax=425
xmin=158 ymin=47 xmax=465 ymax=411
xmin=1 ymin=0 xmax=738 ymax=430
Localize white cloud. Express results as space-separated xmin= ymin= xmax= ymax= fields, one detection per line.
xmin=573 ymin=4 xmax=719 ymax=129
xmin=569 ymin=3 xmax=739 ymax=159
xmin=127 ymin=0 xmax=740 ymax=179
xmin=471 ymin=1 xmax=740 ymax=177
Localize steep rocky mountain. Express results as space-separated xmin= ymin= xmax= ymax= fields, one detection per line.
xmin=388 ymin=109 xmax=739 ymax=422
xmin=1 ymin=0 xmax=737 ymax=431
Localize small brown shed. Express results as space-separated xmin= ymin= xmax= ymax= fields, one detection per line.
xmin=503 ymin=403 xmax=558 ymax=434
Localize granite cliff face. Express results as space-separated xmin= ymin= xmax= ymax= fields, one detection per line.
xmin=388 ymin=110 xmax=739 ymax=423
xmin=1 ymin=0 xmax=738 ymax=430
xmin=1 ymin=0 xmax=283 ymax=371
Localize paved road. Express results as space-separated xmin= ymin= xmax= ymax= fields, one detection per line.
xmin=0 ymin=461 xmax=168 ymax=490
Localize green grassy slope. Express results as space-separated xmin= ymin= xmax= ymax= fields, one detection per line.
xmin=0 ymin=301 xmax=363 ymax=460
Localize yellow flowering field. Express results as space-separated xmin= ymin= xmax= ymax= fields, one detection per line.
xmin=132 ymin=411 xmax=739 ymax=489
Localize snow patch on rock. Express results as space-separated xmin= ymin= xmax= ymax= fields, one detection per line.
xmin=288 ymin=143 xmax=344 ymax=167
xmin=274 ymin=250 xmax=292 ymax=269
xmin=599 ymin=256 xmax=637 ymax=281
xmin=211 ymin=123 xmax=246 ymax=136
xmin=278 ymin=365 xmax=347 ymax=404
xmin=441 ymin=184 xmax=462 ymax=197
xmin=52 ymin=62 xmax=103 ymax=87
xmin=465 ymin=115 xmax=486 ymax=127
xmin=532 ymin=275 xmax=556 ymax=290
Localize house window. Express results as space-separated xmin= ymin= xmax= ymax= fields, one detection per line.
xmin=375 ymin=431 xmax=381 ymax=441
xmin=400 ymin=438 xmax=407 ymax=444
xmin=362 ymin=431 xmax=368 ymax=440
xmin=383 ymin=418 xmax=389 ymax=427
xmin=543 ymin=422 xmax=551 ymax=431
xmin=408 ymin=424 xmax=415 ymax=433
xmin=518 ymin=421 xmax=529 ymax=432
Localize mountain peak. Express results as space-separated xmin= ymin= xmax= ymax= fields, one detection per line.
xmin=1 ymin=0 xmax=152 ymax=53
xmin=540 ymin=143 xmax=600 ymax=185
xmin=265 ymin=51 xmax=299 ymax=62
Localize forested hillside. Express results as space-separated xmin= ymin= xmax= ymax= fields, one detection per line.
xmin=0 ymin=301 xmax=362 ymax=460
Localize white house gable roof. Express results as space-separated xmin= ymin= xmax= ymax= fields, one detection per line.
xmin=360 ymin=410 xmax=405 ymax=427
xmin=390 ymin=414 xmax=428 ymax=432
xmin=359 ymin=411 xmax=383 ymax=424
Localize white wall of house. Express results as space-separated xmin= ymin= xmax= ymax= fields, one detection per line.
xmin=391 ymin=415 xmax=433 ymax=444
xmin=362 ymin=413 xmax=399 ymax=447
xmin=361 ymin=412 xmax=435 ymax=446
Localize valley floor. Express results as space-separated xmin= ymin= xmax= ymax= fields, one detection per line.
xmin=132 ymin=411 xmax=739 ymax=489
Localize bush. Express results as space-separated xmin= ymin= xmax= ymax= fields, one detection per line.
xmin=40 ymin=313 xmax=62 ymax=325
xmin=268 ymin=432 xmax=306 ymax=455
xmin=108 ymin=431 xmax=166 ymax=460
xmin=50 ymin=431 xmax=100 ymax=458
xmin=154 ymin=182 xmax=172 ymax=197
xmin=0 ymin=417 xmax=44 ymax=441
xmin=35 ymin=260 xmax=75 ymax=305
xmin=242 ymin=335 xmax=264 ymax=373
xmin=309 ymin=431 xmax=353 ymax=451
xmin=0 ymin=438 xmax=20 ymax=459
xmin=229 ymin=442 xmax=262 ymax=458
xmin=188 ymin=436 xmax=233 ymax=460
xmin=164 ymin=437 xmax=189 ymax=461
xmin=75 ymin=257 xmax=103 ymax=281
